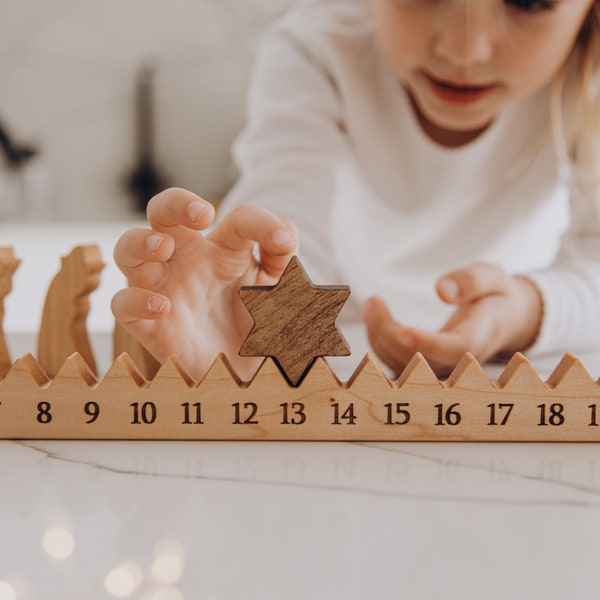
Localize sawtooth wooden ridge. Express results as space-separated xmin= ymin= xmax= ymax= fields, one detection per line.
xmin=0 ymin=351 xmax=599 ymax=440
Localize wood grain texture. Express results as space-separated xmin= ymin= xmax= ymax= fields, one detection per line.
xmin=239 ymin=256 xmax=350 ymax=385
xmin=113 ymin=321 xmax=161 ymax=379
xmin=0 ymin=248 xmax=20 ymax=378
xmin=0 ymin=351 xmax=599 ymax=441
xmin=37 ymin=245 xmax=104 ymax=377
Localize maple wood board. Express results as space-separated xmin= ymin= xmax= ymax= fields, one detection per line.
xmin=0 ymin=351 xmax=599 ymax=441
xmin=2 ymin=245 xmax=599 ymax=442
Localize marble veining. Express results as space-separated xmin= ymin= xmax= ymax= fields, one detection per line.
xmin=3 ymin=438 xmax=600 ymax=599
xmin=9 ymin=439 xmax=600 ymax=508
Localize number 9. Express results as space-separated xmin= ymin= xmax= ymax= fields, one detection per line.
xmin=84 ymin=401 xmax=100 ymax=424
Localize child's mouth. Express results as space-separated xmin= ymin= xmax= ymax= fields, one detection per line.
xmin=425 ymin=74 xmax=497 ymax=105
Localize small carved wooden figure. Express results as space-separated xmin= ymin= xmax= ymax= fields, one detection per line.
xmin=38 ymin=245 xmax=105 ymax=377
xmin=0 ymin=248 xmax=21 ymax=378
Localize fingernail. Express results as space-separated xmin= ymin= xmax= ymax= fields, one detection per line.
xmin=272 ymin=229 xmax=294 ymax=248
xmin=439 ymin=277 xmax=459 ymax=301
xmin=146 ymin=233 xmax=165 ymax=253
xmin=186 ymin=201 xmax=209 ymax=222
xmin=146 ymin=296 xmax=167 ymax=314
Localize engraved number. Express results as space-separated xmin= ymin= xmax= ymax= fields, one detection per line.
xmin=280 ymin=402 xmax=306 ymax=425
xmin=37 ymin=401 xmax=52 ymax=424
xmin=537 ymin=403 xmax=565 ymax=427
xmin=84 ymin=401 xmax=100 ymax=424
xmin=232 ymin=402 xmax=259 ymax=425
xmin=182 ymin=402 xmax=204 ymax=425
xmin=130 ymin=402 xmax=157 ymax=424
xmin=384 ymin=403 xmax=410 ymax=425
xmin=434 ymin=403 xmax=461 ymax=426
xmin=589 ymin=404 xmax=599 ymax=427
xmin=487 ymin=403 xmax=514 ymax=426
xmin=331 ymin=402 xmax=356 ymax=425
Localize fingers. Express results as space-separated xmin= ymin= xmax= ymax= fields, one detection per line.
xmin=360 ymin=262 xmax=524 ymax=375
xmin=114 ymin=227 xmax=175 ymax=282
xmin=111 ymin=287 xmax=170 ymax=339
xmin=401 ymin=330 xmax=470 ymax=374
xmin=115 ymin=188 xmax=214 ymax=284
xmin=436 ymin=263 xmax=511 ymax=305
xmin=208 ymin=205 xmax=298 ymax=277
xmin=362 ymin=297 xmax=420 ymax=374
xmin=147 ymin=188 xmax=216 ymax=244
xmin=111 ymin=287 xmax=170 ymax=322
xmin=260 ymin=217 xmax=299 ymax=275
xmin=362 ymin=296 xmax=469 ymax=376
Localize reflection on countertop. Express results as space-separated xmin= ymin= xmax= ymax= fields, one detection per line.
xmin=2 ymin=439 xmax=600 ymax=599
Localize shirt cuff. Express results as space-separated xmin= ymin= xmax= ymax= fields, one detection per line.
xmin=525 ymin=267 xmax=600 ymax=357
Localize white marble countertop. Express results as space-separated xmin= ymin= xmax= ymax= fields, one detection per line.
xmin=2 ymin=221 xmax=600 ymax=599
xmin=3 ymin=439 xmax=600 ymax=599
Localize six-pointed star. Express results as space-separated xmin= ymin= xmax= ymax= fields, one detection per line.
xmin=238 ymin=256 xmax=350 ymax=385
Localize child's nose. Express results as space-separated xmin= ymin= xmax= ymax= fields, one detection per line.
xmin=432 ymin=5 xmax=496 ymax=67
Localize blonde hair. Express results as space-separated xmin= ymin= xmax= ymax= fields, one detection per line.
xmin=552 ymin=1 xmax=600 ymax=217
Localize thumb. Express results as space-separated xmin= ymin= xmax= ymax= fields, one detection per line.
xmin=436 ymin=263 xmax=510 ymax=305
xmin=362 ymin=296 xmax=397 ymax=329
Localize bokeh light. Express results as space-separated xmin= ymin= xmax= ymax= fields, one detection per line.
xmin=41 ymin=527 xmax=75 ymax=560
xmin=0 ymin=582 xmax=16 ymax=600
xmin=104 ymin=561 xmax=143 ymax=598
xmin=150 ymin=539 xmax=184 ymax=585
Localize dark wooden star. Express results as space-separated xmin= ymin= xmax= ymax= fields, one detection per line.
xmin=238 ymin=256 xmax=350 ymax=386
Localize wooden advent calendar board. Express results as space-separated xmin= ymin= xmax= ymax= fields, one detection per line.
xmin=0 ymin=245 xmax=598 ymax=442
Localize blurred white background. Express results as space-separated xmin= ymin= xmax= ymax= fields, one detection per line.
xmin=0 ymin=0 xmax=294 ymax=221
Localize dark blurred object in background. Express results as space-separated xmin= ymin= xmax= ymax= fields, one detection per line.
xmin=124 ymin=60 xmax=170 ymax=212
xmin=0 ymin=117 xmax=49 ymax=221
xmin=0 ymin=118 xmax=38 ymax=169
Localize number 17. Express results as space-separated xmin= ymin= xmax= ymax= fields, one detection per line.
xmin=487 ymin=403 xmax=514 ymax=426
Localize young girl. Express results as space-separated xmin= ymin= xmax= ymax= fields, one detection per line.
xmin=111 ymin=0 xmax=600 ymax=380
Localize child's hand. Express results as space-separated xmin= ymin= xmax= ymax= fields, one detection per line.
xmin=111 ymin=188 xmax=298 ymax=380
xmin=362 ymin=263 xmax=543 ymax=376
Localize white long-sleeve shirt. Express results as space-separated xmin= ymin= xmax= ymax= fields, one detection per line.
xmin=220 ymin=0 xmax=600 ymax=367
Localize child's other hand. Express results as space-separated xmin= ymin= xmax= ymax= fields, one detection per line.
xmin=362 ymin=263 xmax=543 ymax=376
xmin=111 ymin=188 xmax=298 ymax=380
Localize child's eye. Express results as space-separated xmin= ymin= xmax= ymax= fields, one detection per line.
xmin=505 ymin=0 xmax=557 ymax=12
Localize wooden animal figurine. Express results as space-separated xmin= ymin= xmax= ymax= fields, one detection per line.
xmin=0 ymin=247 xmax=20 ymax=378
xmin=37 ymin=245 xmax=104 ymax=377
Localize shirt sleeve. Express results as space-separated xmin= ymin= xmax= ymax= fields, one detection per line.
xmin=526 ymin=177 xmax=600 ymax=356
xmin=218 ymin=24 xmax=350 ymax=285
xmin=220 ymin=17 xmax=600 ymax=360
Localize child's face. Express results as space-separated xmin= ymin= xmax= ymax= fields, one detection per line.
xmin=372 ymin=0 xmax=594 ymax=143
